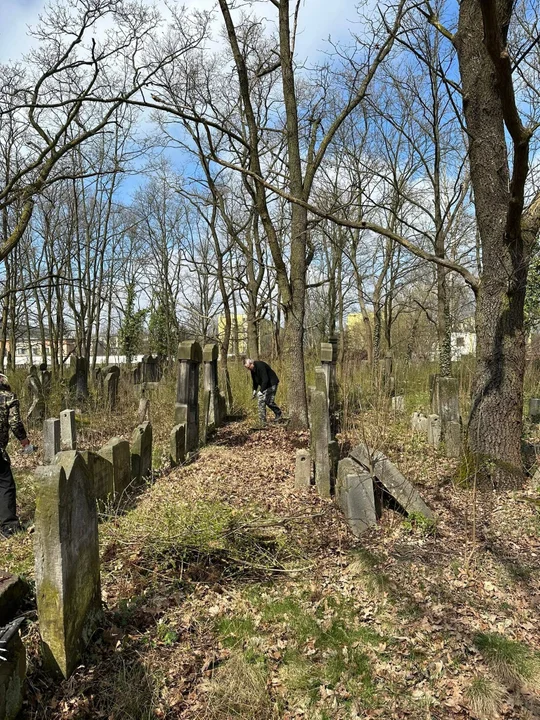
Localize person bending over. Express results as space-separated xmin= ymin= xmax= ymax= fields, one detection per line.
xmin=244 ymin=358 xmax=282 ymax=426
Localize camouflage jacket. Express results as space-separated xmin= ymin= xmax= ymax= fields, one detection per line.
xmin=0 ymin=389 xmax=27 ymax=450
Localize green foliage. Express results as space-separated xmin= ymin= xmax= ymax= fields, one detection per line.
xmin=148 ymin=300 xmax=170 ymax=356
xmin=402 ymin=511 xmax=437 ymax=536
xmin=474 ymin=632 xmax=540 ymax=687
xmin=465 ymin=675 xmax=505 ymax=719
xmin=525 ymin=253 xmax=540 ymax=332
xmin=119 ymin=281 xmax=147 ymax=363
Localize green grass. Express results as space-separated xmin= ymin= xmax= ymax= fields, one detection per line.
xmin=474 ymin=632 xmax=540 ymax=687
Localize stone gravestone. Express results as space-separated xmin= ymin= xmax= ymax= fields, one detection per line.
xmin=427 ymin=414 xmax=441 ymax=448
xmin=74 ymin=356 xmax=89 ymax=400
xmin=26 ymin=367 xmax=45 ymax=429
xmin=43 ymin=418 xmax=60 ymax=464
xmin=294 ymin=449 xmax=311 ymax=488
xmin=104 ymin=372 xmax=119 ymax=410
xmin=131 ymin=362 xmax=142 ymax=385
xmin=131 ymin=422 xmax=152 ymax=485
xmin=79 ymin=451 xmax=114 ymax=504
xmin=40 ymin=362 xmax=52 ymax=402
xmin=175 ymin=341 xmax=202 ymax=454
xmin=0 ymin=575 xmax=29 ymax=622
xmin=391 ymin=395 xmax=405 ymax=412
xmin=137 ymin=397 xmax=150 ymax=423
xmin=60 ymin=409 xmax=76 ymax=451
xmin=350 ymin=443 xmax=434 ymax=520
xmin=336 ymin=458 xmax=377 ymax=536
xmin=320 ymin=340 xmax=338 ymax=437
xmin=310 ymin=388 xmax=331 ymax=498
xmin=530 ymin=398 xmax=540 ymax=423
xmin=445 ymin=420 xmax=462 ymax=459
xmin=34 ymin=457 xmax=101 ymax=678
xmin=98 ymin=438 xmax=131 ymax=499
xmin=432 ymin=376 xmax=461 ymax=457
xmin=170 ymin=424 xmax=186 ymax=467
xmin=203 ymin=343 xmax=221 ymax=431
xmin=0 ymin=618 xmax=26 ymax=720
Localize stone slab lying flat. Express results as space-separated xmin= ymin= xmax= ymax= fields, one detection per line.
xmin=349 ymin=443 xmax=434 ymax=520
xmin=0 ymin=574 xmax=29 ymax=624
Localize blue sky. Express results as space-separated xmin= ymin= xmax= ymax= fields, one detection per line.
xmin=0 ymin=0 xmax=358 ymax=63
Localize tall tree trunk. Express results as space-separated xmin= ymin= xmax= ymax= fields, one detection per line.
xmin=456 ymin=0 xmax=531 ymax=488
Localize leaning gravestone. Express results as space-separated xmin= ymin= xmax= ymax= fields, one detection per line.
xmin=0 ymin=618 xmax=26 ymax=720
xmin=336 ymin=458 xmax=377 ymax=536
xmin=170 ymin=424 xmax=186 ymax=467
xmin=34 ymin=457 xmax=101 ymax=678
xmin=98 ymin=438 xmax=131 ymax=499
xmin=131 ymin=422 xmax=152 ymax=485
xmin=350 ymin=443 xmax=434 ymax=520
xmin=427 ymin=414 xmax=441 ymax=448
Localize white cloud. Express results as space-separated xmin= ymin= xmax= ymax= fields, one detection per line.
xmin=0 ymin=0 xmax=356 ymax=64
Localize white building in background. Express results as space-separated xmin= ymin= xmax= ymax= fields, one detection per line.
xmin=450 ymin=330 xmax=476 ymax=360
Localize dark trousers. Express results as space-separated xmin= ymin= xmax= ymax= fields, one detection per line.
xmin=0 ymin=451 xmax=18 ymax=531
xmin=257 ymin=385 xmax=282 ymax=424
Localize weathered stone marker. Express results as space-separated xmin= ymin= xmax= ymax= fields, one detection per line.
xmin=80 ymin=451 xmax=114 ymax=504
xmin=445 ymin=421 xmax=462 ymax=459
xmin=427 ymin=414 xmax=441 ymax=448
xmin=43 ymin=418 xmax=60 ymax=464
xmin=170 ymin=424 xmax=186 ymax=467
xmin=320 ymin=340 xmax=338 ymax=437
xmin=104 ymin=372 xmax=119 ymax=410
xmin=294 ymin=449 xmax=311 ymax=488
xmin=392 ymin=395 xmax=405 ymax=412
xmin=98 ymin=438 xmax=131 ymax=498
xmin=530 ymin=398 xmax=540 ymax=423
xmin=336 ymin=458 xmax=377 ymax=536
xmin=131 ymin=422 xmax=152 ymax=484
xmin=34 ymin=457 xmax=101 ymax=678
xmin=350 ymin=443 xmax=434 ymax=520
xmin=60 ymin=409 xmax=76 ymax=450
xmin=175 ymin=341 xmax=202 ymax=453
xmin=203 ymin=343 xmax=221 ymax=431
xmin=310 ymin=388 xmax=331 ymax=498
xmin=0 ymin=618 xmax=26 ymax=720
xmin=137 ymin=397 xmax=150 ymax=423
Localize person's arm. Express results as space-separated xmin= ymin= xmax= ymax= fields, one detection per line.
xmin=7 ymin=395 xmax=28 ymax=446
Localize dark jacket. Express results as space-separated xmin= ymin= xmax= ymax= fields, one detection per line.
xmin=250 ymin=361 xmax=279 ymax=393
xmin=0 ymin=388 xmax=27 ymax=450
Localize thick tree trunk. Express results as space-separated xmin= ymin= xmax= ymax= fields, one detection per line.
xmin=457 ymin=0 xmax=528 ymax=489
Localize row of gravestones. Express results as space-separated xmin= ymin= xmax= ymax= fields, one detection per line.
xmin=131 ymin=354 xmax=164 ymax=385
xmin=1 ymin=339 xmax=228 ymax=707
xmin=0 ymin=418 xmax=190 ymax=712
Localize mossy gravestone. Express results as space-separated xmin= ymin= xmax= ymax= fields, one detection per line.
xmin=34 ymin=457 xmax=101 ymax=678
xmin=98 ymin=438 xmax=131 ymax=499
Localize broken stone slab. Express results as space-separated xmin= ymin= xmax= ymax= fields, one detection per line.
xmin=170 ymin=424 xmax=186 ymax=467
xmin=349 ymin=443 xmax=434 ymax=520
xmin=34 ymin=459 xmax=101 ymax=678
xmin=59 ymin=409 xmax=76 ymax=451
xmin=336 ymin=459 xmax=377 ymax=536
xmin=445 ymin=420 xmax=462 ymax=459
xmin=294 ymin=449 xmax=311 ymax=488
xmin=0 ymin=575 xmax=29 ymax=624
xmin=98 ymin=438 xmax=131 ymax=499
xmin=0 ymin=618 xmax=26 ymax=720
xmin=427 ymin=414 xmax=441 ymax=448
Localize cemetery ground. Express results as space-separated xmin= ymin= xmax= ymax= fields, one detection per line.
xmin=3 ymin=371 xmax=540 ymax=719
